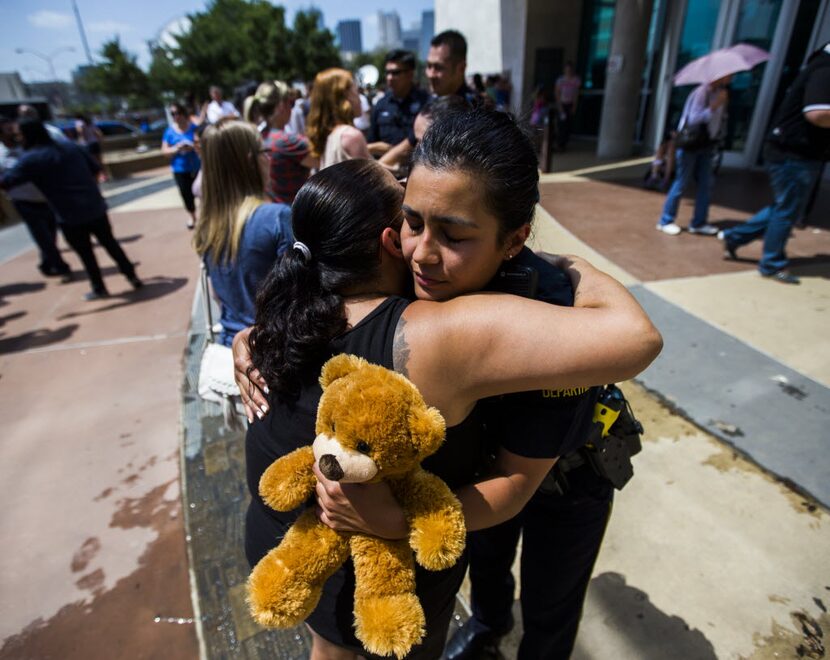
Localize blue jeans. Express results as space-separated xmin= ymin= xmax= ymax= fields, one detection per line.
xmin=659 ymin=147 xmax=714 ymax=228
xmin=723 ymin=156 xmax=821 ymax=275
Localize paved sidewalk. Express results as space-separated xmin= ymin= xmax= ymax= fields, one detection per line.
xmin=0 ymin=181 xmax=200 ymax=659
xmin=1 ymin=155 xmax=828 ymax=659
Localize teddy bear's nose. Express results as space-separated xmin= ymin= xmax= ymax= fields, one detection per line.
xmin=318 ymin=454 xmax=344 ymax=481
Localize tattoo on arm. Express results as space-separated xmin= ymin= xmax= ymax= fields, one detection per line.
xmin=393 ymin=317 xmax=411 ymax=378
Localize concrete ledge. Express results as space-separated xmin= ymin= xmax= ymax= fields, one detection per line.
xmin=107 ymin=150 xmax=169 ymax=178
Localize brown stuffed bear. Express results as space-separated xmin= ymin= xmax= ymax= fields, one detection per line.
xmin=247 ymin=353 xmax=466 ymax=658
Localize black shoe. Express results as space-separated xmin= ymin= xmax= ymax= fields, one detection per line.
xmin=717 ymin=230 xmax=738 ymax=260
xmin=444 ymin=624 xmax=502 ymax=660
xmin=761 ymin=270 xmax=800 ymax=285
xmin=42 ymin=266 xmax=72 ymax=278
xmin=84 ymin=289 xmax=110 ymax=301
xmin=127 ymin=275 xmax=143 ymax=289
xmin=60 ymin=271 xmax=74 ymax=284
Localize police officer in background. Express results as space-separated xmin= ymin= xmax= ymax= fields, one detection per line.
xmin=718 ymin=42 xmax=830 ymax=284
xmin=445 ymin=249 xmax=640 ymax=660
xmin=367 ymin=49 xmax=429 ymax=158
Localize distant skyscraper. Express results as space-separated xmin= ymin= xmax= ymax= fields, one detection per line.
xmin=378 ymin=11 xmax=403 ymax=50
xmin=337 ymin=19 xmax=363 ymax=54
xmin=402 ymin=28 xmax=420 ymax=55
xmin=420 ymin=10 xmax=435 ymax=60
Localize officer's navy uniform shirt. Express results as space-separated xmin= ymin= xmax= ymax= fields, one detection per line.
xmin=0 ymin=140 xmax=106 ymax=225
xmin=368 ymin=87 xmax=429 ymax=146
xmin=484 ymin=248 xmax=600 ymax=460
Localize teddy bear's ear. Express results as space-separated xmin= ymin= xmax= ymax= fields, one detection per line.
xmin=320 ymin=354 xmax=367 ymax=389
xmin=409 ymin=406 xmax=447 ymax=459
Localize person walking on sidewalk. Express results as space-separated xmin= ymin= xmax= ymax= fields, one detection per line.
xmin=718 ymin=43 xmax=830 ymax=285
xmin=0 ymin=119 xmax=142 ymax=300
xmin=656 ymin=75 xmax=732 ymax=236
xmin=554 ymin=61 xmax=581 ymax=151
xmin=162 ymin=103 xmax=201 ymax=229
xmin=0 ymin=116 xmax=72 ymax=279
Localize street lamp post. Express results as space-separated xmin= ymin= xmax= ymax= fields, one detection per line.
xmin=15 ymin=46 xmax=76 ymax=81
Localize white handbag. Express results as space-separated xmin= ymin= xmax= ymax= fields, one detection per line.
xmin=197 ymin=263 xmax=245 ymax=429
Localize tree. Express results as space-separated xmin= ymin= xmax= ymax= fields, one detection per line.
xmin=80 ymin=38 xmax=153 ymax=110
xmin=286 ymin=9 xmax=342 ymax=82
xmin=149 ymin=0 xmax=340 ymax=102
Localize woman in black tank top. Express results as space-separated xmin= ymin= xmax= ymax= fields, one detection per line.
xmin=243 ymin=113 xmax=661 ymax=659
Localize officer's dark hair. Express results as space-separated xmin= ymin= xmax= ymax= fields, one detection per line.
xmin=412 ymin=106 xmax=538 ymax=243
xmin=250 ymin=159 xmax=404 ymax=400
xmin=385 ymin=49 xmax=416 ymax=70
xmin=18 ymin=118 xmax=54 ymax=149
xmin=430 ymin=30 xmax=467 ymax=63
xmin=170 ymin=102 xmax=189 ymax=117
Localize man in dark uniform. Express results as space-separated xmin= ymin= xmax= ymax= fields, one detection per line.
xmin=368 ymin=50 xmax=429 ymax=158
xmin=719 ymin=42 xmax=830 ymax=284
xmin=444 ymin=250 xmax=619 ymax=660
xmin=379 ymin=32 xmax=481 ymax=174
xmin=426 ymin=30 xmax=478 ymax=101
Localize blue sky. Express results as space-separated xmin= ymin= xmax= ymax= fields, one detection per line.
xmin=1 ymin=0 xmax=433 ymax=82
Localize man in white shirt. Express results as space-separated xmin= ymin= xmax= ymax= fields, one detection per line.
xmin=205 ymin=86 xmax=239 ymax=125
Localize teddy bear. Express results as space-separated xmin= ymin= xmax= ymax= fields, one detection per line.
xmin=247 ymin=353 xmax=467 ymax=658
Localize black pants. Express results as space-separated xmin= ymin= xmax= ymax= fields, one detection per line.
xmin=61 ymin=214 xmax=136 ymax=293
xmin=173 ymin=171 xmax=197 ymax=213
xmin=467 ymin=464 xmax=613 ymax=659
xmin=557 ymin=103 xmax=575 ymax=149
xmin=12 ymin=200 xmax=70 ymax=275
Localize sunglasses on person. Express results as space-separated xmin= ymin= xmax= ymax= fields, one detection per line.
xmin=385 ymin=68 xmax=412 ymax=77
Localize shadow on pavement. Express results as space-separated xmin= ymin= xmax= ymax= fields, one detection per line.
xmin=0 ymin=310 xmax=27 ymax=327
xmin=57 ymin=276 xmax=189 ymax=320
xmin=572 ymin=572 xmax=718 ymax=660
xmin=0 ymin=323 xmax=79 ymax=355
xmin=792 ymin=257 xmax=830 ymax=279
xmin=0 ymin=281 xmax=47 ymax=304
xmin=112 ymin=233 xmax=143 ymax=244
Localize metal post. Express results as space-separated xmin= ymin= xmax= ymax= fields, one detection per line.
xmin=72 ymin=0 xmax=95 ymax=65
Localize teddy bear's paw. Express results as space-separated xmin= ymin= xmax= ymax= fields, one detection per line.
xmin=410 ymin=516 xmax=466 ymax=571
xmin=247 ymin=560 xmax=321 ymax=627
xmin=354 ymin=593 xmax=425 ymax=658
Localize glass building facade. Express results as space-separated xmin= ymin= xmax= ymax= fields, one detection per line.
xmin=572 ymin=0 xmax=829 ymax=167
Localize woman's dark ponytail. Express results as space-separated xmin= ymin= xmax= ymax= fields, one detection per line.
xmin=250 ymin=160 xmax=402 ymax=400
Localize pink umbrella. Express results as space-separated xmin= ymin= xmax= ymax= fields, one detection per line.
xmin=673 ymin=43 xmax=771 ymax=86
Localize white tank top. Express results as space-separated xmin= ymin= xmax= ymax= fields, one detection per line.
xmin=319 ymin=124 xmax=352 ymax=170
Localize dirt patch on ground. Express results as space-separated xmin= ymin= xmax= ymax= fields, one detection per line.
xmin=745 ymin=609 xmax=829 ymax=660
xmin=621 ymin=380 xmax=827 ymax=520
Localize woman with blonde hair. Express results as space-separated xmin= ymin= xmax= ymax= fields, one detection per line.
xmin=252 ymin=80 xmax=317 ymax=204
xmin=193 ymin=119 xmax=293 ymax=347
xmin=306 ymin=68 xmax=370 ymax=168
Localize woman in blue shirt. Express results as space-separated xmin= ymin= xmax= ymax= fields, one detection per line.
xmin=162 ymin=103 xmax=201 ymax=229
xmin=192 ymin=119 xmax=292 ymax=347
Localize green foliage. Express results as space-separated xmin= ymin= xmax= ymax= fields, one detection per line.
xmin=80 ymin=38 xmax=154 ymax=110
xmin=287 ymin=9 xmax=342 ymax=82
xmin=150 ymin=0 xmax=341 ymax=100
